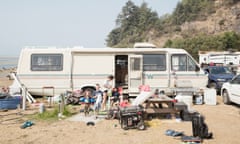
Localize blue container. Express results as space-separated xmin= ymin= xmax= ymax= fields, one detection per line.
xmin=0 ymin=96 xmax=22 ymax=109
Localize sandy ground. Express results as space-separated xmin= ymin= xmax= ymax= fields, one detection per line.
xmin=1 ymin=70 xmax=240 ymax=144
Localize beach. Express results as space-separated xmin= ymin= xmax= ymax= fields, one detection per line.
xmin=0 ymin=69 xmax=240 ymax=144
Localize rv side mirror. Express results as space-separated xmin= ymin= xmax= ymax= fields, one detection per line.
xmin=195 ymin=65 xmax=200 ymax=72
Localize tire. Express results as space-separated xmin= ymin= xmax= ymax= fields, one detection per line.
xmin=121 ymin=122 xmax=128 ymax=130
xmin=147 ymin=115 xmax=153 ymax=121
xmin=209 ymin=82 xmax=217 ymax=89
xmin=222 ymin=90 xmax=231 ymax=105
xmin=121 ymin=119 xmax=128 ymax=130
xmin=137 ymin=121 xmax=145 ymax=130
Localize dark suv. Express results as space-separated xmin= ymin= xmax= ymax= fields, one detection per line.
xmin=204 ymin=66 xmax=234 ymax=92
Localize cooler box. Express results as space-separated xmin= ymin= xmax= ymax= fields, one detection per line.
xmin=0 ymin=96 xmax=22 ymax=109
xmin=204 ymin=89 xmax=216 ymax=105
xmin=175 ymin=95 xmax=193 ymax=110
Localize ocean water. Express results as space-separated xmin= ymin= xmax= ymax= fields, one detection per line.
xmin=0 ymin=56 xmax=18 ymax=69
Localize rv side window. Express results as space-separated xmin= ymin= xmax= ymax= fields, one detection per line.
xmin=171 ymin=54 xmax=198 ymax=71
xmin=143 ymin=54 xmax=166 ymax=71
xmin=130 ymin=58 xmax=140 ymax=71
xmin=31 ymin=54 xmax=63 ymax=71
xmin=172 ymin=54 xmax=187 ymax=71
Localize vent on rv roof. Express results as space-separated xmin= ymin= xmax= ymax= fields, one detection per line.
xmin=133 ymin=42 xmax=156 ymax=48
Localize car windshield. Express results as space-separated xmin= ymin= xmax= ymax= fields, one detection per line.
xmin=210 ymin=67 xmax=232 ymax=75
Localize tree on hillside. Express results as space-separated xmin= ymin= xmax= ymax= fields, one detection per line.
xmin=220 ymin=32 xmax=240 ymax=51
xmin=171 ymin=0 xmax=215 ymax=25
xmin=163 ymin=32 xmax=240 ymax=60
xmin=106 ymin=1 xmax=159 ymax=47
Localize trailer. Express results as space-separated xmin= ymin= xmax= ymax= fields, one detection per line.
xmin=10 ymin=43 xmax=207 ymax=98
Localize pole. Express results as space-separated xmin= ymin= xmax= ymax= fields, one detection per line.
xmin=22 ymin=84 xmax=26 ymax=110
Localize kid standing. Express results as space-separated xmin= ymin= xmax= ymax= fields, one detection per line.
xmin=83 ymin=89 xmax=92 ymax=116
xmin=111 ymin=87 xmax=120 ymax=107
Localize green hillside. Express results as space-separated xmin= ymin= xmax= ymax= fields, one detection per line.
xmin=106 ymin=0 xmax=240 ymax=60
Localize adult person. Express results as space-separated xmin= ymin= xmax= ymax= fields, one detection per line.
xmin=101 ymin=75 xmax=114 ymax=111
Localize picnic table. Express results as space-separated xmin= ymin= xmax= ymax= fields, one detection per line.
xmin=144 ymin=95 xmax=187 ymax=119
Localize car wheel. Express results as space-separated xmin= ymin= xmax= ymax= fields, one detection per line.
xmin=209 ymin=82 xmax=217 ymax=89
xmin=222 ymin=90 xmax=231 ymax=105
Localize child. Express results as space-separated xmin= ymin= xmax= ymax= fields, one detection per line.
xmin=152 ymin=89 xmax=159 ymax=98
xmin=93 ymin=84 xmax=103 ymax=116
xmin=83 ymin=89 xmax=92 ymax=116
xmin=111 ymin=87 xmax=120 ymax=107
xmin=120 ymin=97 xmax=130 ymax=108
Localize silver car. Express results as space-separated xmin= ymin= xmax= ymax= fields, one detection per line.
xmin=221 ymin=74 xmax=240 ymax=105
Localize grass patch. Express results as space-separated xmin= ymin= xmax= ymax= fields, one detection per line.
xmin=32 ymin=105 xmax=75 ymax=121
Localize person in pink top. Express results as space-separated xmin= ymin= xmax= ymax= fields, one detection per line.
xmin=120 ymin=97 xmax=130 ymax=108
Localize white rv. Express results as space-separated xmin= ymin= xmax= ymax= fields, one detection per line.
xmin=13 ymin=45 xmax=207 ymax=97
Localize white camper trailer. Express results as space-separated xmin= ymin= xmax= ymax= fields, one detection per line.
xmin=199 ymin=51 xmax=240 ymax=65
xmin=199 ymin=51 xmax=240 ymax=74
xmin=12 ymin=45 xmax=207 ymax=97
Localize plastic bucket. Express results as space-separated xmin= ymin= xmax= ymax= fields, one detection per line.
xmin=195 ymin=95 xmax=203 ymax=105
xmin=39 ymin=103 xmax=45 ymax=113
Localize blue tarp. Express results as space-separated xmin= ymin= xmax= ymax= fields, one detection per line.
xmin=0 ymin=96 xmax=22 ymax=109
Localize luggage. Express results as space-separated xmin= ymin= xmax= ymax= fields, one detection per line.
xmin=180 ymin=109 xmax=199 ymax=121
xmin=191 ymin=113 xmax=213 ymax=139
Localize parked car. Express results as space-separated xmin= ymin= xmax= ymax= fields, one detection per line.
xmin=221 ymin=74 xmax=240 ymax=105
xmin=204 ymin=66 xmax=235 ymax=92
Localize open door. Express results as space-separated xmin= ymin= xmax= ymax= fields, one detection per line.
xmin=128 ymin=55 xmax=143 ymax=93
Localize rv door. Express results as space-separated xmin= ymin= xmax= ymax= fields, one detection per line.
xmin=128 ymin=55 xmax=143 ymax=93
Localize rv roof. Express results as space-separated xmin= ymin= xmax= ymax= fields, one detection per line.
xmin=133 ymin=42 xmax=156 ymax=48
xmin=22 ymin=47 xmax=187 ymax=54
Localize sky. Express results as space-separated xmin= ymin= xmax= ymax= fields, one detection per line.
xmin=0 ymin=0 xmax=180 ymax=56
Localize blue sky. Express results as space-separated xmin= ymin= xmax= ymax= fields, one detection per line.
xmin=0 ymin=0 xmax=180 ymax=56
